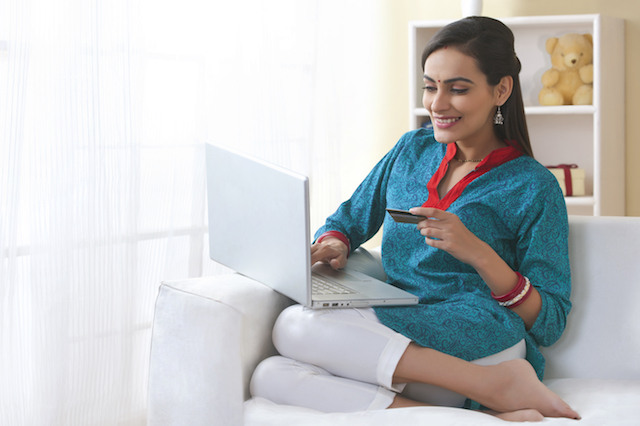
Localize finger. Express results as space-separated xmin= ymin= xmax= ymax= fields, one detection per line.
xmin=329 ymin=256 xmax=346 ymax=270
xmin=311 ymin=244 xmax=341 ymax=266
xmin=423 ymin=236 xmax=442 ymax=249
xmin=416 ymin=217 xmax=445 ymax=231
xmin=410 ymin=207 xmax=449 ymax=220
xmin=420 ymin=225 xmax=445 ymax=241
xmin=312 ymin=251 xmax=334 ymax=266
xmin=311 ymin=246 xmax=329 ymax=265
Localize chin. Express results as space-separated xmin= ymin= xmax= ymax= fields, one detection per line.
xmin=431 ymin=130 xmax=458 ymax=145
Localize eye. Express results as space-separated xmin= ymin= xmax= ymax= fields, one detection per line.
xmin=422 ymin=86 xmax=437 ymax=93
xmin=451 ymin=88 xmax=469 ymax=95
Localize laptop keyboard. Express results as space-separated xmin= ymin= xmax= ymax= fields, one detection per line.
xmin=312 ymin=275 xmax=357 ymax=295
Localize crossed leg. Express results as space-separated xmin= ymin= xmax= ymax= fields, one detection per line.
xmin=252 ymin=305 xmax=580 ymax=421
xmin=392 ymin=343 xmax=580 ymax=420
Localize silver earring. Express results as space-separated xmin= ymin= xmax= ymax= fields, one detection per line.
xmin=494 ymin=106 xmax=504 ymax=125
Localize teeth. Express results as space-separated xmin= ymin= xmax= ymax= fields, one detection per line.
xmin=436 ymin=117 xmax=460 ymax=124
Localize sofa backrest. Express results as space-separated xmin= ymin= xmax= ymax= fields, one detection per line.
xmin=540 ymin=215 xmax=640 ymax=380
xmin=176 ymin=216 xmax=640 ymax=410
xmin=356 ymin=216 xmax=640 ymax=380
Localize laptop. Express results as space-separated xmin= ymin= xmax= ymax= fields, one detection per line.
xmin=205 ymin=143 xmax=419 ymax=309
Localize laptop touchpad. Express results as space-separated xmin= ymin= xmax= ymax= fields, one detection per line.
xmin=314 ymin=264 xmax=371 ymax=282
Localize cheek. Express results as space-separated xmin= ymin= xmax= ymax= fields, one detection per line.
xmin=456 ymin=97 xmax=485 ymax=116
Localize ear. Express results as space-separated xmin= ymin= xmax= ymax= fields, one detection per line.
xmin=495 ymin=75 xmax=513 ymax=106
xmin=583 ymin=33 xmax=593 ymax=46
xmin=545 ymin=37 xmax=559 ymax=54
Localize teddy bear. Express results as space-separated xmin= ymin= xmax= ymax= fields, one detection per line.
xmin=538 ymin=33 xmax=593 ymax=106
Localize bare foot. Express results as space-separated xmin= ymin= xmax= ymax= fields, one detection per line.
xmin=393 ymin=346 xmax=579 ymax=420
xmin=475 ymin=359 xmax=580 ymax=420
xmin=391 ymin=396 xmax=545 ymax=422
xmin=488 ymin=409 xmax=545 ymax=422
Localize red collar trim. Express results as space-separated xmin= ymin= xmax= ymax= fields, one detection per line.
xmin=423 ymin=143 xmax=523 ymax=210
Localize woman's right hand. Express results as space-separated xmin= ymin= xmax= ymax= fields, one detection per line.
xmin=310 ymin=237 xmax=349 ymax=270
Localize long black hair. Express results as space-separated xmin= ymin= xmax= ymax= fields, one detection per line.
xmin=421 ymin=16 xmax=533 ymax=157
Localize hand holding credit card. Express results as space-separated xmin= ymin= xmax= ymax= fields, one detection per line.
xmin=386 ymin=208 xmax=427 ymax=224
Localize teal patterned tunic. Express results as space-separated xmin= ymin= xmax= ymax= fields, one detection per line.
xmin=315 ymin=128 xmax=571 ymax=381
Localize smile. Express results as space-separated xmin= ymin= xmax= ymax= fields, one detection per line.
xmin=434 ymin=117 xmax=460 ymax=124
xmin=433 ymin=117 xmax=461 ymax=129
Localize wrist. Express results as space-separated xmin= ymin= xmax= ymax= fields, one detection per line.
xmin=492 ymin=273 xmax=534 ymax=310
xmin=471 ymin=242 xmax=520 ymax=296
xmin=468 ymin=239 xmax=494 ymax=272
xmin=316 ymin=231 xmax=351 ymax=257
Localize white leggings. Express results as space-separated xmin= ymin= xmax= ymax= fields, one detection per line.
xmin=250 ymin=305 xmax=526 ymax=413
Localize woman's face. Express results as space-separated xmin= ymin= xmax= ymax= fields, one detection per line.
xmin=422 ymin=47 xmax=502 ymax=146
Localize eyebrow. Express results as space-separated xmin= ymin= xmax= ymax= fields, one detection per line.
xmin=423 ymin=75 xmax=475 ymax=85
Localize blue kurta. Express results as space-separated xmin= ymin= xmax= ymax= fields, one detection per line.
xmin=315 ymin=128 xmax=571 ymax=381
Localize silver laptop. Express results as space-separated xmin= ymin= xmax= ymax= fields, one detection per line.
xmin=205 ymin=143 xmax=418 ymax=308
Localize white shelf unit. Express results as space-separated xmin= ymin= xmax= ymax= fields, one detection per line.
xmin=409 ymin=15 xmax=625 ymax=216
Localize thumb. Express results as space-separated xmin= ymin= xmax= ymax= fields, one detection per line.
xmin=329 ymin=256 xmax=347 ymax=270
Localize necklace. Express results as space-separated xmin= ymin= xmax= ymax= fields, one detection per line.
xmin=455 ymin=157 xmax=483 ymax=163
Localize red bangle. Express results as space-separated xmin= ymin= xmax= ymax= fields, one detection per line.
xmin=491 ymin=272 xmax=526 ymax=302
xmin=492 ymin=273 xmax=534 ymax=309
xmin=316 ymin=231 xmax=351 ymax=256
xmin=506 ymin=281 xmax=533 ymax=308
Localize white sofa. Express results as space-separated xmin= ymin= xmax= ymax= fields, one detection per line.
xmin=147 ymin=215 xmax=640 ymax=426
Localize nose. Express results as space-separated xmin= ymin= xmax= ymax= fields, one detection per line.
xmin=424 ymin=89 xmax=450 ymax=113
xmin=564 ymin=53 xmax=580 ymax=68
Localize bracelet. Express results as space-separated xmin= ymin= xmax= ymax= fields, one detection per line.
xmin=498 ymin=277 xmax=531 ymax=308
xmin=491 ymin=272 xmax=527 ymax=302
xmin=491 ymin=273 xmax=533 ymax=309
xmin=316 ymin=231 xmax=351 ymax=257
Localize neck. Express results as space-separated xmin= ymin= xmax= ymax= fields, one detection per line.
xmin=455 ymin=156 xmax=482 ymax=163
xmin=454 ymin=137 xmax=505 ymax=163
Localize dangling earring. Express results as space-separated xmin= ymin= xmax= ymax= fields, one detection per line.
xmin=494 ymin=106 xmax=504 ymax=125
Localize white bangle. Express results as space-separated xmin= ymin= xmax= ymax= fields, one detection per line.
xmin=498 ymin=276 xmax=531 ymax=307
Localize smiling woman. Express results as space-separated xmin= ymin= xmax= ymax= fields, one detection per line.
xmin=422 ymin=47 xmax=514 ymax=197
xmin=421 ymin=17 xmax=533 ymax=159
xmin=422 ymin=48 xmax=512 ymax=159
xmin=251 ymin=16 xmax=578 ymax=422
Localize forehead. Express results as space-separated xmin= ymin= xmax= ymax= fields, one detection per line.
xmin=423 ymin=47 xmax=483 ymax=80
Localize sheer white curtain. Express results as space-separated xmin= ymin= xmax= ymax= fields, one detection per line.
xmin=0 ymin=0 xmax=384 ymax=424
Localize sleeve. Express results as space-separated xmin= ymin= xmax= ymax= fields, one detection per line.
xmin=515 ymin=174 xmax=572 ymax=347
xmin=313 ymin=131 xmax=415 ymax=252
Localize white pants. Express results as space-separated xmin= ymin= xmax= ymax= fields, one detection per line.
xmin=250 ymin=304 xmax=526 ymax=413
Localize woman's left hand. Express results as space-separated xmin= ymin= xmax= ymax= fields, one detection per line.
xmin=412 ymin=207 xmax=542 ymax=328
xmin=410 ymin=207 xmax=488 ymax=268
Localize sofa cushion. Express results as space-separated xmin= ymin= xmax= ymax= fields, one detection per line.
xmin=244 ymin=378 xmax=640 ymax=425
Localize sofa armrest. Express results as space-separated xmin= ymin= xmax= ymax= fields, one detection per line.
xmin=540 ymin=216 xmax=640 ymax=380
xmin=147 ymin=273 xmax=294 ymax=426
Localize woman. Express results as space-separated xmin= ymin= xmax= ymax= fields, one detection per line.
xmin=251 ymin=16 xmax=580 ymax=422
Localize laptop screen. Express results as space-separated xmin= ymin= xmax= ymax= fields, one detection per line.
xmin=205 ymin=143 xmax=312 ymax=306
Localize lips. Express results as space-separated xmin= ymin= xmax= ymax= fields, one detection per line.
xmin=433 ymin=116 xmax=461 ymax=128
xmin=435 ymin=117 xmax=460 ymax=124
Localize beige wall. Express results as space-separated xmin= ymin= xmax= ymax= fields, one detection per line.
xmin=374 ymin=0 xmax=638 ymax=216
